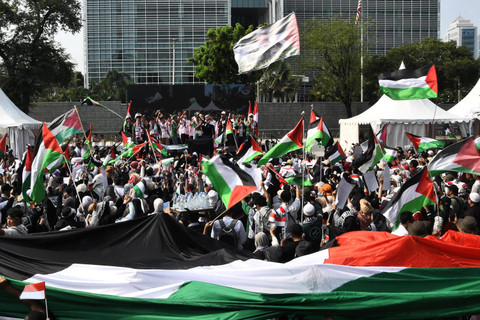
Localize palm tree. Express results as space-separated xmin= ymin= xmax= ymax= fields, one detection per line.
xmin=259 ymin=61 xmax=300 ymax=102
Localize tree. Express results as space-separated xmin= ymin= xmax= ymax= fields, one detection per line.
xmin=188 ymin=24 xmax=262 ymax=84
xmin=259 ymin=61 xmax=300 ymax=102
xmin=92 ymin=70 xmax=131 ymax=103
xmin=364 ymin=38 xmax=480 ymax=104
xmin=0 ymin=0 xmax=82 ymax=113
xmin=303 ymin=18 xmax=362 ymax=117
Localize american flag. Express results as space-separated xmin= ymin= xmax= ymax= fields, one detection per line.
xmin=355 ymin=0 xmax=362 ymax=24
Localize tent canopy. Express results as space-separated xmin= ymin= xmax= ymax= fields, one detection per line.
xmin=448 ymin=78 xmax=480 ymax=119
xmin=204 ymin=100 xmax=222 ymax=111
xmin=339 ymin=95 xmax=469 ymax=149
xmin=185 ymin=102 xmax=204 ymax=112
xmin=0 ymin=89 xmax=42 ymax=159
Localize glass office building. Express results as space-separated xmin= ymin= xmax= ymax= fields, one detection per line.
xmin=443 ymin=16 xmax=477 ymax=59
xmin=84 ymin=0 xmax=230 ymax=87
xmin=285 ymin=0 xmax=440 ymax=55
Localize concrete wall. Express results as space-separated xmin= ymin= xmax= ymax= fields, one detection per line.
xmin=257 ymin=102 xmax=369 ymax=140
xmin=29 ymin=101 xmax=127 ymax=139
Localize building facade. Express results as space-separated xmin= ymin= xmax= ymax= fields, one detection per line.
xmin=442 ymin=16 xmax=478 ymax=59
xmin=84 ymin=0 xmax=231 ymax=87
xmin=285 ymin=0 xmax=440 ymax=56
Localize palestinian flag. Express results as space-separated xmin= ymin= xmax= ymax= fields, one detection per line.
xmin=444 ymin=124 xmax=456 ymax=139
xmin=376 ymin=124 xmax=387 ymax=146
xmin=147 ymin=132 xmax=167 ymax=156
xmin=285 ymin=175 xmax=313 ymax=187
xmin=214 ymin=133 xmax=223 ymax=145
xmin=123 ymin=101 xmax=132 ymax=130
xmin=160 ymin=157 xmax=174 ymax=166
xmin=382 ymin=167 xmax=436 ymax=229
xmin=19 ymin=282 xmax=46 ymax=300
xmin=309 ymin=108 xmax=320 ymax=125
xmin=81 ymin=96 xmax=107 ymax=109
xmin=253 ymin=101 xmax=259 ymax=123
xmin=122 ymin=132 xmax=135 ymax=149
xmin=325 ymin=141 xmax=346 ymax=165
xmin=2 ymin=214 xmax=480 ymax=319
xmin=248 ymin=100 xmax=252 ymax=116
xmin=83 ymin=124 xmax=93 ymax=159
xmin=0 ymin=133 xmax=7 ymax=157
xmin=48 ymin=109 xmax=83 ymax=144
xmin=121 ymin=142 xmax=146 ymax=158
xmin=233 ymin=13 xmax=300 ymax=74
xmin=382 ymin=147 xmax=397 ymax=163
xmin=353 ymin=128 xmax=384 ymax=173
xmin=379 ymin=64 xmax=438 ymax=100
xmin=202 ymin=155 xmax=257 ymax=209
xmin=405 ymin=132 xmax=444 ymax=153
xmin=234 ymin=135 xmax=263 ymax=164
xmin=133 ymin=180 xmax=147 ymax=199
xmin=30 ymin=123 xmax=64 ymax=203
xmin=257 ymin=118 xmax=303 ymax=166
xmin=21 ymin=145 xmax=33 ymax=202
xmin=428 ymin=137 xmax=480 ymax=176
xmin=306 ymin=117 xmax=332 ymax=152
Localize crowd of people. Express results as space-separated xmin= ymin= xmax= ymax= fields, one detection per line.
xmin=1 ymin=111 xmax=480 ymax=268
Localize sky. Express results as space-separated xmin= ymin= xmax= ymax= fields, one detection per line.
xmin=55 ymin=0 xmax=480 ymax=73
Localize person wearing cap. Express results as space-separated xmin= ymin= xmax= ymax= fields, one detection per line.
xmin=464 ymin=192 xmax=480 ymax=226
xmin=456 ymin=216 xmax=480 ymax=235
xmin=301 ymin=203 xmax=323 ymax=250
xmin=407 ymin=220 xmax=429 ymax=237
xmin=245 ymin=113 xmax=257 ymax=138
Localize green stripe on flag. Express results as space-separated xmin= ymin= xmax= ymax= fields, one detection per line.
xmin=380 ymin=86 xmax=437 ymax=100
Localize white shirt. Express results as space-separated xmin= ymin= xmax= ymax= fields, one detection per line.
xmin=392 ymin=224 xmax=409 ymax=236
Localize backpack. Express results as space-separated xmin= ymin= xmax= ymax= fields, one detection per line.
xmin=218 ymin=219 xmax=239 ymax=248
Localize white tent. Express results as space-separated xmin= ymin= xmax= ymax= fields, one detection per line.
xmin=339 ymin=95 xmax=469 ymax=149
xmin=0 ymin=89 xmax=42 ymax=159
xmin=449 ymin=78 xmax=480 ymax=120
xmin=185 ymin=102 xmax=204 ymax=113
xmin=204 ymin=100 xmax=222 ymax=112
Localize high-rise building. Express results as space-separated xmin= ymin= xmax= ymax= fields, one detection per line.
xmin=442 ymin=16 xmax=478 ymax=59
xmin=84 ymin=0 xmax=230 ymax=87
xmin=284 ymin=0 xmax=440 ymax=56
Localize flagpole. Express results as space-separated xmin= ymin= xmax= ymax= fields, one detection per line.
xmin=146 ymin=132 xmax=159 ymax=164
xmin=360 ymin=19 xmax=364 ymax=103
xmin=74 ymin=106 xmax=89 ymax=142
xmin=301 ymin=110 xmax=305 ymax=223
xmin=44 ymin=296 xmax=49 ymax=320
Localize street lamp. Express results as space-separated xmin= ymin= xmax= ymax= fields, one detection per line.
xmin=172 ymin=38 xmax=177 ymax=85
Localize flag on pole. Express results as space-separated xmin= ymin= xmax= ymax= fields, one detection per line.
xmin=30 ymin=124 xmax=64 ymax=203
xmin=444 ymin=124 xmax=456 ymax=139
xmin=428 ymin=137 xmax=480 ymax=176
xmin=233 ymin=12 xmax=300 ymax=74
xmin=325 ymin=142 xmax=346 ymax=165
xmin=285 ymin=174 xmax=313 ymax=187
xmin=378 ymin=64 xmax=438 ymax=100
xmin=0 ymin=133 xmax=7 ymax=157
xmin=405 ymin=132 xmax=445 ymax=153
xmin=48 ymin=109 xmax=83 ymax=144
xmin=382 ymin=167 xmax=436 ymax=229
xmin=382 ymin=147 xmax=397 ymax=163
xmin=309 ymin=109 xmax=320 ymax=125
xmin=123 ymin=101 xmax=132 ymax=130
xmin=306 ymin=117 xmax=332 ymax=152
xmin=353 ymin=128 xmax=384 ymax=173
xmin=253 ymin=101 xmax=259 ymax=123
xmin=121 ymin=142 xmax=147 ymax=158
xmin=202 ymin=155 xmax=257 ymax=209
xmin=355 ymin=0 xmax=362 ymax=24
xmin=248 ymin=101 xmax=252 ymax=116
xmin=257 ymin=118 xmax=303 ymax=166
xmin=376 ymin=124 xmax=388 ymax=147
xmin=235 ymin=135 xmax=263 ymax=164
xmin=122 ymin=132 xmax=135 ymax=149
xmin=83 ymin=124 xmax=93 ymax=159
xmin=19 ymin=282 xmax=46 ymax=300
xmin=147 ymin=132 xmax=167 ymax=156
xmin=82 ymin=97 xmax=108 ymax=109
xmin=21 ymin=145 xmax=33 ymax=202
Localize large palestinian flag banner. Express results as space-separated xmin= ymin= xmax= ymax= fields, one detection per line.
xmin=428 ymin=137 xmax=480 ymax=176
xmin=378 ymin=64 xmax=438 ymax=100
xmin=1 ymin=214 xmax=480 ymax=319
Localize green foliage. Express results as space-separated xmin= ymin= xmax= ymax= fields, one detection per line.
xmin=0 ymin=0 xmax=82 ymax=113
xmin=259 ymin=61 xmax=300 ymax=102
xmin=91 ymin=70 xmax=131 ymax=102
xmin=364 ymin=38 xmax=480 ymax=104
xmin=188 ymin=24 xmax=262 ymax=84
xmin=304 ymin=18 xmax=363 ymax=117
